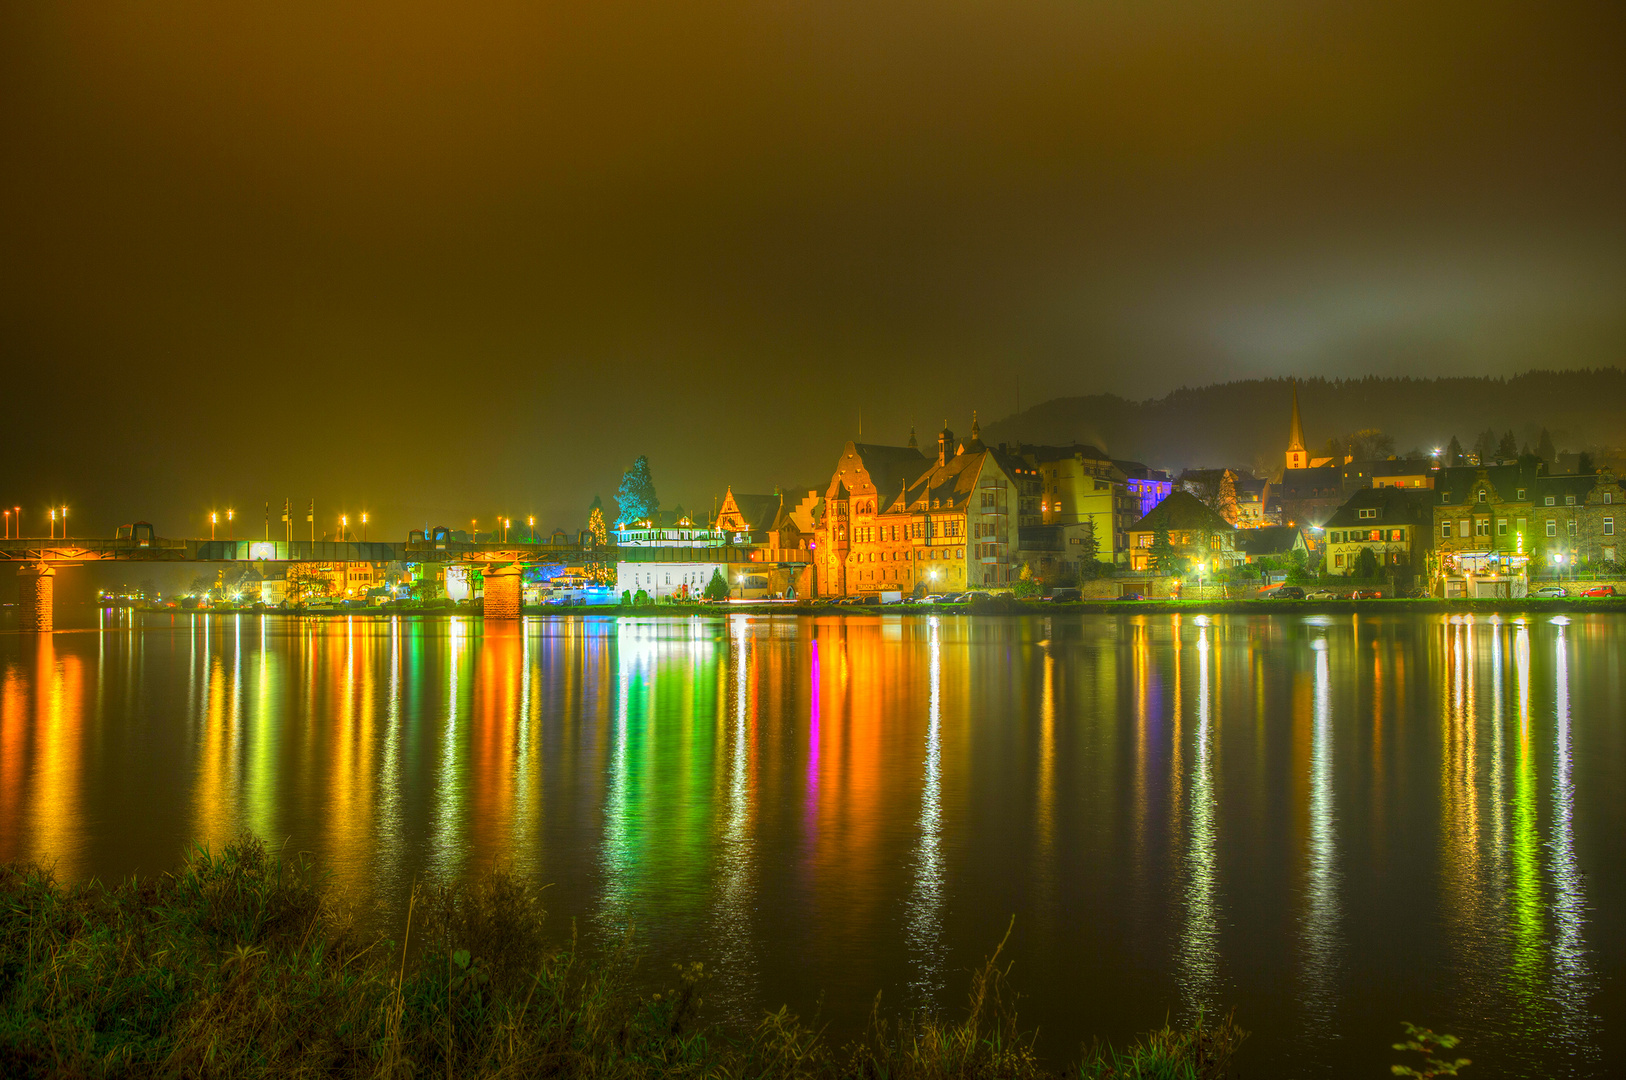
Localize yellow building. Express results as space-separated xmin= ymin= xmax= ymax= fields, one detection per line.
xmin=815 ymin=419 xmax=1023 ymax=596
xmin=1014 ymin=444 xmax=1143 ymax=564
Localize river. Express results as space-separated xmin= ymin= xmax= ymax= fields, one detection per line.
xmin=0 ymin=608 xmax=1620 ymax=1075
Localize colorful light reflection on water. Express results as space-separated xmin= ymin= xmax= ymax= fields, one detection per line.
xmin=0 ymin=610 xmax=1621 ymax=1075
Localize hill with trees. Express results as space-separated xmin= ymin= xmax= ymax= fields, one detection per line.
xmin=979 ymin=369 xmax=1626 ymax=475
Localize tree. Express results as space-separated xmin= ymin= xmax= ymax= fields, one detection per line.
xmin=1536 ymin=429 xmax=1556 ymax=463
xmin=1149 ymin=526 xmax=1184 ymax=577
xmin=1472 ymin=429 xmax=1498 ymax=463
xmin=703 ymin=568 xmax=730 ymax=601
xmin=1356 ymin=546 xmax=1379 ymax=579
xmin=615 ymin=457 xmax=659 ymax=525
xmin=1446 ymin=435 xmax=1464 ymax=466
xmin=1217 ymin=470 xmax=1238 ymax=523
xmin=1577 ymin=451 xmax=1595 ymax=476
xmin=1497 ymin=429 xmax=1519 ymax=460
xmin=1075 ymin=519 xmax=1101 ymax=576
xmin=587 ymin=496 xmax=608 ymax=546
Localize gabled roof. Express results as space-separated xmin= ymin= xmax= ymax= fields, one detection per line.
xmin=1129 ymin=491 xmax=1235 ymax=533
xmin=1325 ymin=486 xmax=1434 ymax=528
xmin=903 ymin=446 xmax=992 ymax=510
xmin=1434 ymin=463 xmax=1543 ymax=505
xmin=831 ymin=442 xmax=928 ymax=508
xmin=1236 ymin=525 xmax=1304 ymax=556
xmin=716 ymin=489 xmax=784 ymax=534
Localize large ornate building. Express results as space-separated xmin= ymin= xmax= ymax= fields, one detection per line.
xmin=813 ymin=418 xmax=1024 ymax=596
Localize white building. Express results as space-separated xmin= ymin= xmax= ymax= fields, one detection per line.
xmin=613 ymin=512 xmax=737 ymax=600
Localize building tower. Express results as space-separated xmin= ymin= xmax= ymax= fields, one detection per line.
xmin=1285 ymin=380 xmax=1309 ymax=471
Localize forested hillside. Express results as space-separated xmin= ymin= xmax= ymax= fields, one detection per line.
xmin=979 ymin=370 xmax=1626 ymax=474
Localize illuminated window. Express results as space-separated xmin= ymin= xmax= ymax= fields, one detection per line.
xmin=1475 ymin=520 xmax=1489 ymax=537
xmin=1334 ymin=553 xmax=1345 ymax=568
xmin=1391 ymin=529 xmax=1404 ymax=542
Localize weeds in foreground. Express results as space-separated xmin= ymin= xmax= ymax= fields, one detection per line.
xmin=1391 ymin=1022 xmax=1470 ymax=1078
xmin=0 ymin=834 xmax=1242 ymax=1078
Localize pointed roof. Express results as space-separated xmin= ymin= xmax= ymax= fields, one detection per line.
xmin=1129 ymin=490 xmax=1235 ymax=533
xmin=1288 ymin=380 xmax=1306 ymax=453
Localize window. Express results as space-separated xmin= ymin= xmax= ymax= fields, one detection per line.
xmin=1605 ymin=517 xmax=1615 ymax=536
xmin=1442 ymin=492 xmax=1451 ymax=503
xmin=1359 ymin=508 xmax=1377 ymax=519
xmin=1370 ymin=529 xmax=1381 ymax=542
xmin=1441 ymin=521 xmax=1453 ymax=539
xmin=1497 ymin=518 xmax=1507 ymax=536
xmin=1475 ymin=519 xmax=1489 ymax=537
xmin=1545 ymin=496 xmax=1556 ymax=506
xmin=1329 ymin=531 xmax=1341 ymax=543
xmin=1567 ymin=520 xmax=1577 ymax=537
xmin=1458 ymin=519 xmax=1470 ymax=538
xmin=1606 ymin=492 xmax=1614 ymax=504
xmin=1334 ymin=554 xmax=1345 ymax=568
xmin=1547 ymin=519 xmax=1557 ymax=537
xmin=1477 ymin=490 xmax=1487 ymax=503
xmin=1516 ymin=489 xmax=1526 ymax=500
xmin=1566 ymin=494 xmax=1576 ymax=506
xmin=1516 ymin=516 xmax=1526 ymax=535
xmin=1391 ymin=529 xmax=1404 ymax=542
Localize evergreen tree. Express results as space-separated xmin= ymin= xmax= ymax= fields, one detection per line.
xmin=1356 ymin=546 xmax=1379 ymax=579
xmin=1537 ymin=429 xmax=1556 ymax=463
xmin=1577 ymin=451 xmax=1595 ymax=476
xmin=615 ymin=457 xmax=659 ymax=525
xmin=703 ymin=568 xmax=730 ymax=601
xmin=1149 ymin=525 xmax=1183 ymax=576
xmin=1497 ymin=430 xmax=1519 ymax=460
xmin=1472 ymin=429 xmax=1498 ymax=463
xmin=1446 ymin=435 xmax=1464 ymax=466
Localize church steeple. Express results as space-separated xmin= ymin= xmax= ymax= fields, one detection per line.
xmin=907 ymin=425 xmax=917 ymax=450
xmin=1285 ymin=380 xmax=1309 ymax=471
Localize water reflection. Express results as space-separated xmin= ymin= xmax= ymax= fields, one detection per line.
xmin=0 ymin=610 xmax=1616 ymax=1076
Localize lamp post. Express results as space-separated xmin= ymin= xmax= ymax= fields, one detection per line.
xmin=14 ymin=507 xmax=19 ymax=539
xmin=227 ymin=509 xmax=234 ymax=541
xmin=50 ymin=508 xmax=56 ymax=539
xmin=210 ymin=512 xmax=217 ymax=541
xmin=505 ymin=518 xmax=511 ymax=543
xmin=3 ymin=509 xmax=8 ymax=539
xmin=361 ymin=513 xmax=368 ymax=542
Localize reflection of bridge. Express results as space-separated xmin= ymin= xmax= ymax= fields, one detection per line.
xmin=2 ymin=535 xmax=607 ymax=630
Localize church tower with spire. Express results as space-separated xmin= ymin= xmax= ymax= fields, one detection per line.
xmin=1285 ymin=380 xmax=1309 ymax=471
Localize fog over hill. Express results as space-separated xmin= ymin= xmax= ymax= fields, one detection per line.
xmin=979 ymin=370 xmax=1626 ymax=476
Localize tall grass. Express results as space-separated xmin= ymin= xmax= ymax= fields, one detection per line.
xmin=0 ymin=835 xmax=1244 ymax=1078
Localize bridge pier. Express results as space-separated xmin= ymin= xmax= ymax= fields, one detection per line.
xmin=17 ymin=563 xmax=54 ymax=632
xmin=482 ymin=563 xmax=523 ymax=619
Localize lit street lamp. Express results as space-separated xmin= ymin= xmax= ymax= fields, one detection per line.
xmin=227 ymin=508 xmax=234 ymax=541
xmin=2 ymin=509 xmax=8 ymax=539
xmin=50 ymin=508 xmax=56 ymax=540
xmin=361 ymin=513 xmax=368 ymax=542
xmin=210 ymin=512 xmax=217 ymax=541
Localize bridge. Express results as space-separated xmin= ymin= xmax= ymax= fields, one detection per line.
xmin=1 ymin=534 xmax=610 ymax=630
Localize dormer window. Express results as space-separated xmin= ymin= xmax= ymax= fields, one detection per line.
xmin=1516 ymin=489 xmax=1526 ymax=500
xmin=1565 ymin=494 xmax=1576 ymax=506
xmin=1477 ymin=490 xmax=1487 ymax=502
xmin=1545 ymin=496 xmax=1556 ymax=506
xmin=1441 ymin=493 xmax=1451 ymax=503
xmin=1358 ymin=508 xmax=1378 ymax=519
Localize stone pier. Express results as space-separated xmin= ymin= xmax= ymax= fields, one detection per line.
xmin=482 ymin=563 xmax=523 ymax=619
xmin=17 ymin=563 xmax=54 ymax=632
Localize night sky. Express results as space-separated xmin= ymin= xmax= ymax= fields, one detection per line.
xmin=3 ymin=3 xmax=1623 ymax=538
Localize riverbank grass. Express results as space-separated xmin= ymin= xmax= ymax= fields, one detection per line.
xmin=0 ymin=835 xmax=1243 ymax=1078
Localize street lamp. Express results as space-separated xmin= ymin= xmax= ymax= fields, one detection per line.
xmin=210 ymin=512 xmax=217 ymax=541
xmin=227 ymin=508 xmax=234 ymax=541
xmin=361 ymin=512 xmax=368 ymax=542
xmin=2 ymin=509 xmax=8 ymax=539
xmin=50 ymin=508 xmax=56 ymax=539
xmin=342 ymin=514 xmax=348 ymax=541
xmin=505 ymin=518 xmax=511 ymax=542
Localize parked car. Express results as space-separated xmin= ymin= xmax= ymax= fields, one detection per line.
xmin=1582 ymin=585 xmax=1617 ymax=597
xmin=1273 ymin=586 xmax=1306 ymax=600
xmin=1532 ymin=585 xmax=1567 ymax=598
xmin=1349 ymin=589 xmax=1382 ymax=600
xmin=964 ymin=591 xmax=994 ymax=603
xmin=1117 ymin=592 xmax=1146 ymax=601
xmin=1049 ymin=587 xmax=1082 ymax=602
xmin=1306 ymin=589 xmax=1337 ymax=600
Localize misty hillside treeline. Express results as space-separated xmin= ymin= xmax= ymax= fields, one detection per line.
xmin=981 ymin=370 xmax=1626 ymax=474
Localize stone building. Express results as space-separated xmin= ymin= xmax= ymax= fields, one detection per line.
xmin=1323 ymin=487 xmax=1434 ymax=580
xmin=1579 ymin=468 xmax=1622 ymax=567
xmin=814 ymin=418 xmax=1024 ymax=597
xmin=1125 ymin=491 xmax=1242 ymax=573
